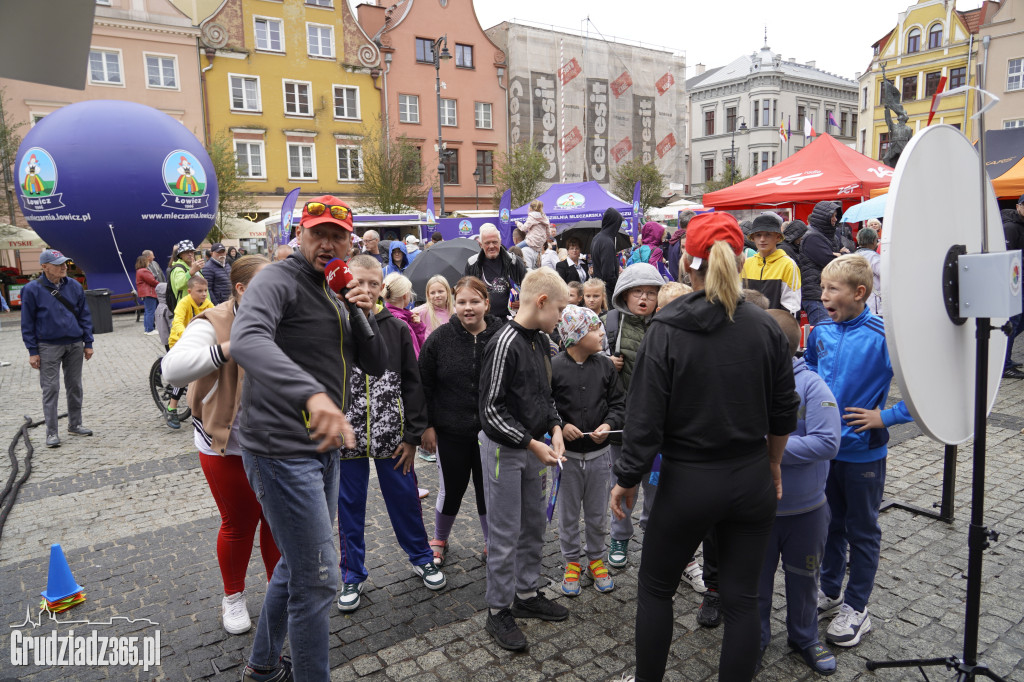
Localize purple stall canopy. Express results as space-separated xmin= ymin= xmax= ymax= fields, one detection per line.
xmin=511 ymin=181 xmax=634 ymax=227
xmin=432 ymin=217 xmax=500 ymax=243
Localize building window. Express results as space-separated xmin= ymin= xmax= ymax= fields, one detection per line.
xmin=399 ymin=94 xmax=419 ymax=123
xmin=703 ymin=158 xmax=714 ymax=182
xmin=863 ymin=87 xmax=868 ymax=109
xmin=704 ymin=110 xmax=715 ymax=136
xmin=950 ymin=122 xmax=961 ymax=130
xmin=455 ymin=44 xmax=473 ymax=69
xmin=950 ymin=67 xmax=967 ymax=89
xmin=234 ymin=141 xmax=265 ymax=179
xmin=762 ymin=100 xmax=770 ymax=127
xmin=902 ymin=75 xmax=918 ymax=101
xmin=333 ymin=86 xmax=359 ymax=119
xmin=476 ymin=150 xmax=493 ymax=184
xmin=230 ymin=74 xmax=261 ymax=111
xmin=306 ymin=0 xmax=332 ymax=6
xmin=925 ymin=71 xmax=942 ymax=98
xmin=928 ymin=23 xmax=943 ymax=49
xmin=337 ymin=146 xmax=363 ymax=181
xmin=416 ymin=38 xmax=433 ymax=63
xmin=906 ymin=28 xmax=921 ymax=54
xmin=145 ymin=54 xmax=177 ymax=89
xmin=1009 ymin=58 xmax=1023 ymax=91
xmin=254 ymin=17 xmax=284 ymax=52
xmin=443 ymin=149 xmax=459 ymax=184
xmin=752 ymin=100 xmax=759 ymax=127
xmin=797 ymin=105 xmax=806 ymax=127
xmin=441 ymin=98 xmax=456 ymax=127
xmin=474 ymin=102 xmax=492 ymax=129
xmin=404 ymin=147 xmax=422 ymax=184
xmin=88 ymin=49 xmax=122 ymax=85
xmin=761 ymin=151 xmax=770 ymax=171
xmin=851 ymin=113 xmax=858 ymax=135
xmin=1005 ymin=119 xmax=1024 ymax=129
xmin=861 ymin=129 xmax=867 ymax=154
xmin=307 ymin=23 xmax=334 ymax=58
xmin=751 ymin=152 xmax=759 ymax=174
xmin=283 ymin=80 xmax=312 ymax=116
xmin=287 ymin=143 xmax=316 ymax=180
xmin=840 ymin=112 xmax=848 ymax=136
xmin=879 ymin=132 xmax=891 ymax=160
xmin=726 ymin=107 xmax=736 ymax=133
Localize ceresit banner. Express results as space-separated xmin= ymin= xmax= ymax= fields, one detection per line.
xmin=500 ymin=24 xmax=686 ymax=188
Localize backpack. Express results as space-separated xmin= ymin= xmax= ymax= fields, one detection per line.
xmin=625 ymin=245 xmax=652 ymax=267
xmin=165 ymin=262 xmax=188 ymax=311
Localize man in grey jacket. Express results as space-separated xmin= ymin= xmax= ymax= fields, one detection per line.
xmin=231 ymin=195 xmax=388 ymax=682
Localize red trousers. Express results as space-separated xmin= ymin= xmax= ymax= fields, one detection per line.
xmin=199 ymin=453 xmax=281 ymax=594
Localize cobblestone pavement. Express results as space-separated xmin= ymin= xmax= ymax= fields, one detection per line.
xmin=1 ymin=310 xmax=1023 ymax=681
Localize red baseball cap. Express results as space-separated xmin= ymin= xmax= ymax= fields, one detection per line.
xmin=300 ymin=195 xmax=354 ymax=232
xmin=684 ymin=213 xmax=745 ymax=268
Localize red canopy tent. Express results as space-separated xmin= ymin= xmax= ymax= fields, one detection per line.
xmin=703 ymin=134 xmax=894 ymax=220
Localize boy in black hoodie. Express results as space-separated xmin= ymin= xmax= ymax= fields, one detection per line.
xmin=335 ymin=255 xmax=445 ymax=614
xmin=797 ymin=201 xmax=841 ymax=325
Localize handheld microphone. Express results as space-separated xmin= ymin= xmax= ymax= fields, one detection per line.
xmin=324 ymin=258 xmax=375 ymax=339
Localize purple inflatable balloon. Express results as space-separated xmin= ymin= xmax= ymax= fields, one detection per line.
xmin=15 ymin=100 xmax=217 ymax=294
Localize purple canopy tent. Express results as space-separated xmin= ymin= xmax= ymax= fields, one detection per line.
xmin=511 ymin=182 xmax=635 ymax=237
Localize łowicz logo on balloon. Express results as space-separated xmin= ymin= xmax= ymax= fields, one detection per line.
xmin=161 ymin=150 xmax=209 ymax=210
xmin=18 ymin=148 xmax=63 ymax=211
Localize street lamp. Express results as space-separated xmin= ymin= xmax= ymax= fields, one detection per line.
xmin=729 ymin=116 xmax=748 ymax=185
xmin=431 ymin=36 xmax=452 ymax=215
xmin=472 ymin=168 xmax=480 ymax=210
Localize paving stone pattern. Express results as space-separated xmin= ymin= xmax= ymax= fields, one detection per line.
xmin=1 ymin=311 xmax=1023 ymax=680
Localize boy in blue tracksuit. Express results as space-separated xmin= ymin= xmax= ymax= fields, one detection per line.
xmin=805 ymin=254 xmax=913 ymax=649
xmin=758 ymin=311 xmax=841 ymax=675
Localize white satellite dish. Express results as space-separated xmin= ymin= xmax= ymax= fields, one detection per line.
xmin=881 ymin=125 xmax=1008 ymax=445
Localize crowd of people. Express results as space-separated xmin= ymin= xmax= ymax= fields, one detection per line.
xmin=14 ymin=191 xmax=1024 ymax=682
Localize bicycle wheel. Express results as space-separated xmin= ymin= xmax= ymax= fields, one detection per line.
xmin=149 ymin=357 xmax=191 ymax=421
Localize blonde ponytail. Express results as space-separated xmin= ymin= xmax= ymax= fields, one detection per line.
xmin=703 ymin=240 xmax=742 ymax=321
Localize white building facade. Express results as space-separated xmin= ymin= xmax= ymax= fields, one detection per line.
xmin=688 ymin=44 xmax=858 ymax=195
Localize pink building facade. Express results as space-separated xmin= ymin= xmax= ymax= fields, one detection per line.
xmin=358 ymin=0 xmax=507 ymax=214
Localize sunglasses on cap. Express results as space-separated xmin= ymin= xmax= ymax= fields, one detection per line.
xmin=304 ymin=202 xmax=351 ymax=221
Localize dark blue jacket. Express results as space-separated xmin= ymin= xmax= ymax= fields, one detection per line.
xmin=779 ymin=357 xmax=841 ymax=515
xmin=20 ymin=276 xmax=94 ymax=355
xmin=202 ymin=257 xmax=232 ymax=306
xmin=804 ymin=307 xmax=913 ymax=463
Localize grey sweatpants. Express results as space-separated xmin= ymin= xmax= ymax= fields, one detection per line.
xmin=480 ymin=432 xmax=546 ymax=609
xmin=38 ymin=341 xmax=84 ymax=435
xmin=558 ymin=449 xmax=611 ymax=562
xmin=609 ymin=443 xmax=657 ymax=541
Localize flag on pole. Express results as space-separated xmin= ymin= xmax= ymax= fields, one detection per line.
xmin=787 ymin=116 xmax=792 ymax=140
xmin=927 ymin=76 xmax=948 ymax=126
xmin=804 ymin=116 xmax=816 ymax=139
xmin=779 ymin=119 xmax=788 ymax=142
xmin=827 ymin=111 xmax=838 ymax=130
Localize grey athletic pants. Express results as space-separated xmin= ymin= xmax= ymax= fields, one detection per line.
xmin=38 ymin=341 xmax=84 ymax=435
xmin=558 ymin=448 xmax=612 ymax=563
xmin=480 ymin=432 xmax=546 ymax=609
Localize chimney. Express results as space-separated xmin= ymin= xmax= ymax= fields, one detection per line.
xmin=695 ymin=63 xmax=706 ymax=75
xmin=806 ymin=60 xmax=816 ymax=68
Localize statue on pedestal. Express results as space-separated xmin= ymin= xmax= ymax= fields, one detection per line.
xmin=880 ymin=63 xmax=913 ymax=168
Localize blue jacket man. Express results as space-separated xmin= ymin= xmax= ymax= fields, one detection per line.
xmin=21 ymin=249 xmax=95 ymax=447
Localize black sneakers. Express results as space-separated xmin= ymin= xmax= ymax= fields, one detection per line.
xmin=696 ymin=589 xmax=722 ymax=628
xmin=510 ymin=593 xmax=569 ymax=622
xmin=240 ymin=656 xmax=292 ymax=681
xmin=485 ymin=608 xmax=527 ymax=651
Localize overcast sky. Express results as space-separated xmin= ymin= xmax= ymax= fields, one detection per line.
xmin=467 ymin=0 xmax=986 ymax=82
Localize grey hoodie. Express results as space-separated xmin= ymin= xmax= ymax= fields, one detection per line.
xmin=231 ymin=251 xmax=388 ymax=459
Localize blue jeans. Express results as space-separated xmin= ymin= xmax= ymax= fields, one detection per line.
xmin=337 ymin=457 xmax=433 ymax=584
xmin=143 ymin=296 xmax=158 ymax=332
xmin=242 ymin=450 xmax=339 ymax=681
xmin=820 ymin=458 xmax=886 ymax=613
xmin=1004 ymin=313 xmax=1021 ymax=369
xmin=802 ymin=300 xmax=830 ymax=327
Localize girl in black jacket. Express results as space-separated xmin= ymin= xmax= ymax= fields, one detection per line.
xmin=419 ymin=276 xmax=502 ymax=566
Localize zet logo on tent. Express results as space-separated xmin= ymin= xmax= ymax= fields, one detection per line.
xmin=18 ymin=148 xmax=64 ymax=211
xmin=459 ymin=219 xmax=472 ymax=235
xmin=161 ymin=150 xmax=209 ymax=210
xmin=556 ymin=192 xmax=585 ymax=209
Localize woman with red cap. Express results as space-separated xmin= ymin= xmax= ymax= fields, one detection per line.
xmin=610 ymin=212 xmax=800 ymax=682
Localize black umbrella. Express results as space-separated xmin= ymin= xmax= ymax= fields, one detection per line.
xmin=555 ymin=221 xmax=633 ymax=253
xmin=404 ymin=237 xmax=480 ymax=300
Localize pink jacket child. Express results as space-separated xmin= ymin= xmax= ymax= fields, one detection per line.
xmin=386 ymin=303 xmax=427 ymax=356
xmin=521 ymin=200 xmax=550 ymax=251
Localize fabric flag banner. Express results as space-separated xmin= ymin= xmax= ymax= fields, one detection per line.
xmin=927 ymin=76 xmax=948 ymax=126
xmin=498 ymin=189 xmax=512 ymax=245
xmin=426 ymin=188 xmax=436 ymax=224
xmin=804 ymin=116 xmax=816 ymax=139
xmin=779 ymin=119 xmax=788 ymax=143
xmin=279 ymin=188 xmax=301 ymax=246
xmin=630 ymin=179 xmax=642 ymax=241
xmin=827 ymin=111 xmax=838 ymax=130
xmin=787 ymin=116 xmax=792 ymax=141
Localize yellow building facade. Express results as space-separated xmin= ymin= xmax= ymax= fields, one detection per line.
xmin=176 ymin=0 xmax=381 ymax=216
xmin=857 ymin=0 xmax=981 ymax=162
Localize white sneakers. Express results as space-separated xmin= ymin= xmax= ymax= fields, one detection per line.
xmin=222 ymin=592 xmax=251 ymax=634
xmin=681 ymin=559 xmax=707 ymax=593
xmin=826 ymin=603 xmax=871 ymax=647
xmin=817 ymin=589 xmax=843 ymax=616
